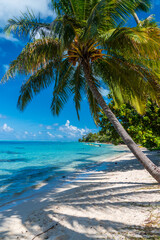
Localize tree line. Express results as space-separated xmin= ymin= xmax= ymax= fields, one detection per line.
xmin=79 ymin=96 xmax=160 ymax=150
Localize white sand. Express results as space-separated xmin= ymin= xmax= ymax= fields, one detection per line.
xmin=0 ymin=149 xmax=160 ymax=240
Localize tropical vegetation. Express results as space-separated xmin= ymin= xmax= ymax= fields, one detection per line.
xmin=1 ymin=0 xmax=160 ymax=182
xmin=79 ymin=97 xmax=160 ymax=150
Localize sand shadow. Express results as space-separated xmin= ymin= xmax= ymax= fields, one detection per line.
xmin=0 ymin=151 xmax=160 ymax=239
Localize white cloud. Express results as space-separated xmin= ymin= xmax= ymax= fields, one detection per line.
xmin=0 ymin=0 xmax=55 ymax=28
xmin=2 ymin=123 xmax=14 ymax=132
xmin=100 ymin=87 xmax=109 ymax=98
xmin=65 ymin=120 xmax=70 ymax=128
xmin=59 ymin=120 xmax=90 ymax=138
xmin=53 ymin=123 xmax=59 ymax=126
xmin=0 ymin=114 xmax=6 ymax=119
xmin=3 ymin=64 xmax=9 ymax=72
xmin=38 ymin=121 xmax=91 ymax=140
xmin=47 ymin=131 xmax=54 ymax=138
xmin=0 ymin=33 xmax=21 ymax=44
xmin=34 ymin=28 xmax=51 ymax=40
xmin=56 ymin=134 xmax=63 ymax=139
xmin=46 ymin=125 xmax=52 ymax=130
xmin=0 ymin=120 xmax=94 ymax=140
xmin=42 ymin=123 xmax=59 ymax=129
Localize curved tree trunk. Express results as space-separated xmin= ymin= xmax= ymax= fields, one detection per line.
xmin=82 ymin=60 xmax=160 ymax=183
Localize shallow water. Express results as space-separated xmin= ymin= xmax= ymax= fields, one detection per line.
xmin=0 ymin=141 xmax=126 ymax=206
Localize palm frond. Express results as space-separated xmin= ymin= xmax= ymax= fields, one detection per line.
xmin=82 ymin=0 xmax=140 ymax=40
xmin=5 ymin=9 xmax=51 ymax=39
xmin=140 ymin=15 xmax=157 ymax=27
xmin=93 ymin=57 xmax=160 ymax=114
xmin=86 ymin=87 xmax=101 ymax=125
xmin=2 ymin=38 xmax=60 ymax=83
xmin=104 ymin=26 xmax=160 ymax=62
xmin=134 ymin=0 xmax=151 ymax=12
xmin=51 ymin=0 xmax=74 ymax=15
xmin=50 ymin=59 xmax=74 ymax=116
xmin=51 ymin=15 xmax=81 ymax=48
xmin=71 ymin=64 xmax=85 ymax=119
xmin=2 ymin=0 xmax=160 ymax=122
xmin=52 ymin=0 xmax=98 ymax=21
xmin=17 ymin=62 xmax=55 ymax=111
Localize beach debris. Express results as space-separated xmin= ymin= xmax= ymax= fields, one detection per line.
xmin=32 ymin=221 xmax=59 ymax=240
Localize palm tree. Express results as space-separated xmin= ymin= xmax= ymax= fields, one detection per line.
xmin=2 ymin=0 xmax=160 ymax=182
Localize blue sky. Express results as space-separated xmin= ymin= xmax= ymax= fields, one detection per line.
xmin=0 ymin=0 xmax=159 ymax=141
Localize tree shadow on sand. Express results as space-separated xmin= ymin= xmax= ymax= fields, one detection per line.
xmin=0 ymin=151 xmax=160 ymax=239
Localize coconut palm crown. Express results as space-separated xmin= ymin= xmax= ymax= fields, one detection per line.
xmin=2 ymin=0 xmax=160 ymax=182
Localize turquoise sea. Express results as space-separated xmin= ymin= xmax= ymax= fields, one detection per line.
xmin=0 ymin=141 xmax=126 ymax=208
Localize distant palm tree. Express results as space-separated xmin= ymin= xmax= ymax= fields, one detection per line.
xmin=2 ymin=0 xmax=160 ymax=182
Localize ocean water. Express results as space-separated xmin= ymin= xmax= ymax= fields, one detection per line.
xmin=0 ymin=141 xmax=126 ymax=207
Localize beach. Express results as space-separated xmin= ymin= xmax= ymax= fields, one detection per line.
xmin=0 ymin=148 xmax=160 ymax=239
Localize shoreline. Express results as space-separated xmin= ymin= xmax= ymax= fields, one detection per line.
xmin=0 ymin=145 xmax=128 ymax=212
xmin=0 ymin=149 xmax=160 ymax=239
xmin=0 ymin=145 xmax=129 ymax=213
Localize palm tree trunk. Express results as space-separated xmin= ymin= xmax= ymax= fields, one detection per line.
xmin=82 ymin=60 xmax=160 ymax=183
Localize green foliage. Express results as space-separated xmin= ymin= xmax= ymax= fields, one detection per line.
xmin=98 ymin=97 xmax=160 ymax=149
xmin=80 ymin=98 xmax=160 ymax=149
xmin=79 ymin=132 xmax=109 ymax=143
xmin=2 ymin=0 xmax=160 ymax=124
xmin=4 ymin=9 xmax=51 ymax=39
xmin=134 ymin=0 xmax=151 ymax=12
